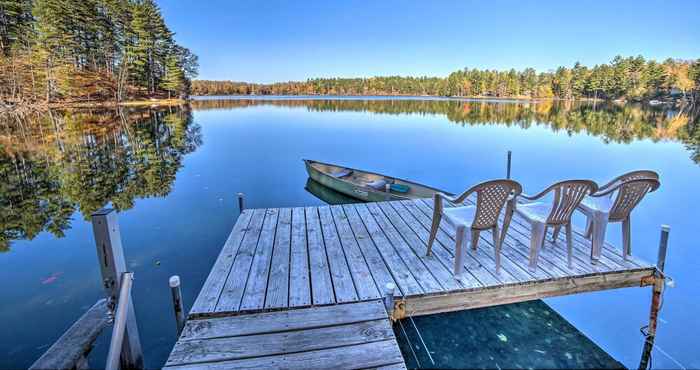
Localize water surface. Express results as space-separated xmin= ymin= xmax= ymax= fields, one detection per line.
xmin=1 ymin=97 xmax=698 ymax=368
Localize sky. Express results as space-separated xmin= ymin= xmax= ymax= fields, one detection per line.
xmin=158 ymin=0 xmax=700 ymax=83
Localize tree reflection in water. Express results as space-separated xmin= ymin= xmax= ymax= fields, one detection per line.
xmin=192 ymin=98 xmax=700 ymax=161
xmin=0 ymin=106 xmax=202 ymax=251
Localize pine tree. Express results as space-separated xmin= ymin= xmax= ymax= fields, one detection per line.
xmin=161 ymin=55 xmax=184 ymax=99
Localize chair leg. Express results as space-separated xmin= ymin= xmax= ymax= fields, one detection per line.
xmin=492 ymin=226 xmax=501 ymax=274
xmin=591 ymin=211 xmax=609 ymax=263
xmin=454 ymin=225 xmax=466 ymax=278
xmin=552 ymin=226 xmax=561 ymax=243
xmin=584 ymin=216 xmax=593 ymax=239
xmin=500 ymin=199 xmax=515 ymax=248
xmin=470 ymin=229 xmax=480 ymax=251
xmin=622 ymin=217 xmax=631 ymax=260
xmin=565 ymin=223 xmax=573 ymax=268
xmin=541 ymin=226 xmax=548 ymax=249
xmin=427 ymin=206 xmax=441 ymax=256
xmin=529 ymin=222 xmax=546 ymax=271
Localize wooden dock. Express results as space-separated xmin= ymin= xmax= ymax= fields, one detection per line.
xmin=165 ymin=198 xmax=660 ymax=369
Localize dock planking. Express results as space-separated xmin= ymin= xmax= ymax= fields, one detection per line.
xmin=177 ymin=199 xmax=659 ymax=369
xmin=166 ymin=300 xmax=406 ymax=369
xmin=190 ymin=199 xmax=655 ymax=318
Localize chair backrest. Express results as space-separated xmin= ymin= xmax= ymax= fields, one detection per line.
xmin=471 ymin=179 xmax=523 ymax=229
xmin=608 ymin=178 xmax=660 ymax=221
xmin=597 ymin=170 xmax=659 ymax=195
xmin=545 ymin=180 xmax=598 ymax=225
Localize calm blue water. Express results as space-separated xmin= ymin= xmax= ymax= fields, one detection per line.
xmin=1 ymin=97 xmax=698 ymax=368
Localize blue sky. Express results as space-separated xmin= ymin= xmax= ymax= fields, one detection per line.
xmin=159 ymin=0 xmax=700 ymax=83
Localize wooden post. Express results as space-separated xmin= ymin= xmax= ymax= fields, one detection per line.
xmin=91 ymin=208 xmax=144 ymax=369
xmin=506 ymin=150 xmax=512 ymax=179
xmin=106 ymin=272 xmax=134 ymax=370
xmin=169 ymin=275 xmax=186 ymax=336
xmin=384 ymin=283 xmax=396 ymax=317
xmin=639 ymin=225 xmax=670 ymax=370
xmin=237 ymin=193 xmax=245 ymax=213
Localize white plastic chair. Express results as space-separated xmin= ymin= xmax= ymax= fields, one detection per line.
xmin=515 ymin=180 xmax=597 ymax=271
xmin=573 ymin=172 xmax=660 ymax=261
xmin=427 ymin=179 xmax=522 ymax=277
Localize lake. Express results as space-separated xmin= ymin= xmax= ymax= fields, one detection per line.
xmin=1 ymin=97 xmax=698 ymax=369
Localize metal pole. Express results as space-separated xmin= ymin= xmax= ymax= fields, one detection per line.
xmin=169 ymin=276 xmax=186 ymax=336
xmin=237 ymin=192 xmax=245 ymax=213
xmin=639 ymin=225 xmax=670 ymax=370
xmin=384 ymin=283 xmax=396 ymax=317
xmin=506 ymin=150 xmax=512 ymax=179
xmin=106 ymin=272 xmax=134 ymax=370
xmin=91 ymin=209 xmax=144 ymax=369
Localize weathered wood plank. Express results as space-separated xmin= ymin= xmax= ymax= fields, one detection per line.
xmin=377 ymin=202 xmax=465 ymax=291
xmin=265 ymin=208 xmax=292 ymax=309
xmin=215 ymin=209 xmax=266 ymax=313
xmin=240 ymin=209 xmax=279 ymax=311
xmin=355 ymin=204 xmax=423 ymax=296
xmin=164 ymin=340 xmax=405 ymax=370
xmin=289 ymin=207 xmax=311 ymax=307
xmin=367 ymin=202 xmax=444 ymax=293
xmin=342 ymin=204 xmax=399 ymax=295
xmin=403 ymin=268 xmax=654 ymax=317
xmin=330 ymin=205 xmax=382 ymax=300
xmin=191 ymin=210 xmax=254 ymax=315
xmin=30 ymin=299 xmax=111 ymax=370
xmin=305 ymin=206 xmax=335 ymax=305
xmin=318 ymin=206 xmax=359 ymax=303
xmin=180 ymin=300 xmax=388 ymax=341
xmin=166 ymin=320 xmax=395 ymax=366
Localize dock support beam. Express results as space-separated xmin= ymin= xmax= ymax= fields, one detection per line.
xmin=91 ymin=209 xmax=144 ymax=370
xmin=170 ymin=276 xmax=186 ymax=335
xmin=506 ymin=150 xmax=512 ymax=179
xmin=237 ymin=192 xmax=245 ymax=213
xmin=639 ymin=225 xmax=670 ymax=370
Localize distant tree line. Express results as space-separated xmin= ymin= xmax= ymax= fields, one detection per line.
xmin=192 ymin=56 xmax=700 ymax=102
xmin=0 ymin=0 xmax=198 ymax=105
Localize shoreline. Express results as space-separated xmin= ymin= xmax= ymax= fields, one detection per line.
xmin=1 ymin=98 xmax=187 ymax=113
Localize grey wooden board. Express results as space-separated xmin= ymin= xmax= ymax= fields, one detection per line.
xmin=191 ymin=210 xmax=253 ymax=315
xmin=215 ymin=208 xmax=266 ymax=313
xmin=330 ymin=205 xmax=382 ymax=300
xmin=265 ymin=207 xmax=292 ymax=309
xmin=240 ymin=208 xmax=279 ymax=311
xmin=289 ymin=207 xmax=311 ymax=307
xmin=305 ymin=206 xmax=336 ymax=305
xmin=355 ymin=203 xmax=424 ymax=296
xmin=166 ymin=300 xmax=405 ymax=370
xmin=180 ymin=300 xmax=389 ymax=341
xmin=193 ymin=202 xmax=652 ymax=317
xmin=318 ymin=206 xmax=359 ymax=303
xmin=164 ymin=340 xmax=405 ymax=370
xmin=30 ymin=299 xmax=110 ymax=370
xmin=342 ymin=204 xmax=399 ymax=296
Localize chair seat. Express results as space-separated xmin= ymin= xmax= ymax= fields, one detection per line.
xmin=443 ymin=205 xmax=477 ymax=227
xmin=579 ymin=195 xmax=614 ymax=214
xmin=514 ymin=202 xmax=553 ymax=224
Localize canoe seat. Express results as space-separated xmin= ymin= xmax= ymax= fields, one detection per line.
xmin=366 ymin=179 xmax=388 ymax=190
xmin=390 ymin=184 xmax=410 ymax=193
xmin=330 ymin=169 xmax=353 ymax=178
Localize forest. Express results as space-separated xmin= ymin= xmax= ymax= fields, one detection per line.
xmin=192 ymin=56 xmax=700 ymax=102
xmin=0 ymin=0 xmax=198 ymax=106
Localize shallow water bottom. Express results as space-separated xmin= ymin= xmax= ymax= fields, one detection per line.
xmin=395 ymin=300 xmax=624 ymax=369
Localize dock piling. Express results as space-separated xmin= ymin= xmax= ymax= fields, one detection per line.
xmin=506 ymin=150 xmax=512 ymax=179
xmin=169 ymin=275 xmax=186 ymax=335
xmin=639 ymin=225 xmax=670 ymax=370
xmin=106 ymin=272 xmax=134 ymax=370
xmin=237 ymin=192 xmax=245 ymax=213
xmin=91 ymin=209 xmax=144 ymax=369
